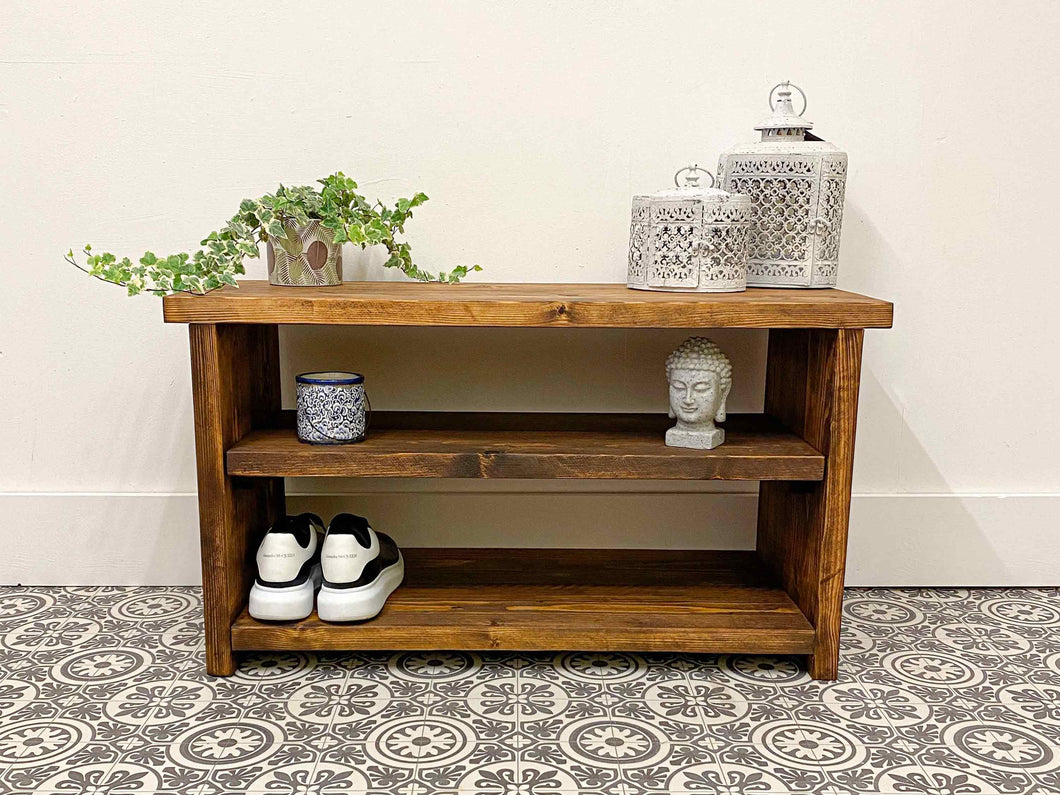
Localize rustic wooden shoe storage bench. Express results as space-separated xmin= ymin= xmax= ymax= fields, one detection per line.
xmin=163 ymin=282 xmax=892 ymax=680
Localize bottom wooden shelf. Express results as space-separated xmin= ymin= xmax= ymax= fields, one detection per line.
xmin=231 ymin=549 xmax=815 ymax=655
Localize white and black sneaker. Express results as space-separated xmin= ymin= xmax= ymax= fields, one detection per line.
xmin=248 ymin=513 xmax=324 ymax=621
xmin=317 ymin=513 xmax=404 ymax=623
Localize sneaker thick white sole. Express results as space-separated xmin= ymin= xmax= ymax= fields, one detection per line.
xmin=317 ymin=554 xmax=405 ymax=623
xmin=248 ymin=564 xmax=321 ymax=621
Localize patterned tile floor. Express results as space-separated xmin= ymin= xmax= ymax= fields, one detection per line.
xmin=1 ymin=587 xmax=1059 ymax=794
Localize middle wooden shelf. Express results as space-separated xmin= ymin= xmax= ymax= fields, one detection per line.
xmin=226 ymin=411 xmax=823 ymax=480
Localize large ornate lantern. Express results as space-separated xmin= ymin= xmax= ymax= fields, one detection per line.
xmin=627 ymin=165 xmax=751 ymax=293
xmin=717 ymin=82 xmax=847 ymax=288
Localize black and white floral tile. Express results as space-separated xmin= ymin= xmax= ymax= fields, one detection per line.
xmin=1 ymin=587 xmax=1060 ymax=794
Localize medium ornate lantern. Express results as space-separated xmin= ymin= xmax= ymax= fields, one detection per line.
xmin=627 ymin=165 xmax=751 ymax=293
xmin=717 ymin=82 xmax=847 ymax=288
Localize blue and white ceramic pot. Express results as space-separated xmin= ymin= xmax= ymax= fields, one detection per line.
xmin=295 ymin=372 xmax=370 ymax=445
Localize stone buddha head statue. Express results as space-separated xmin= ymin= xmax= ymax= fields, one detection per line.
xmin=665 ymin=337 xmax=732 ymax=449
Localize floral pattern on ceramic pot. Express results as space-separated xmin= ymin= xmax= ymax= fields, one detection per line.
xmin=295 ymin=372 xmax=369 ymax=444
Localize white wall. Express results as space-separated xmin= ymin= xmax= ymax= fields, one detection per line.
xmin=2 ymin=1 xmax=1058 ymax=585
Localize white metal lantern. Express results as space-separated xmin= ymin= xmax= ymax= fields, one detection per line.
xmin=627 ymin=165 xmax=751 ymax=293
xmin=717 ymin=82 xmax=847 ymax=288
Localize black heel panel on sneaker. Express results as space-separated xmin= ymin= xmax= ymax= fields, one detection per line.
xmin=255 ymin=557 xmax=317 ymax=589
xmin=297 ymin=512 xmax=325 ymax=531
xmin=269 ymin=514 xmax=319 ymax=549
xmin=325 ymin=513 xmax=373 ymax=548
xmin=322 ymin=534 xmax=401 ymax=589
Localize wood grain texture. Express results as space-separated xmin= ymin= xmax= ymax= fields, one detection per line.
xmin=756 ymin=329 xmax=864 ymax=680
xmin=163 ymin=282 xmax=893 ymax=329
xmin=189 ymin=324 xmax=284 ymax=676
xmin=226 ymin=413 xmax=825 ymax=481
xmin=230 ymin=549 xmax=815 ymax=654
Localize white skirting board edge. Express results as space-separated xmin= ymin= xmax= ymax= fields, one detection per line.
xmin=0 ymin=492 xmax=1057 ymax=586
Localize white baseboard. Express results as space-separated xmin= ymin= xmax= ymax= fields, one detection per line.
xmin=1 ymin=492 xmax=1056 ymax=586
xmin=845 ymin=493 xmax=1060 ymax=586
xmin=1 ymin=493 xmax=204 ymax=585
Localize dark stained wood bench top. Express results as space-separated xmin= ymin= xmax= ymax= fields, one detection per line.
xmin=163 ymin=281 xmax=893 ymax=328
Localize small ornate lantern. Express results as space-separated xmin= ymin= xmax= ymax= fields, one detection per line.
xmin=717 ymin=82 xmax=847 ymax=288
xmin=628 ymin=165 xmax=751 ymax=293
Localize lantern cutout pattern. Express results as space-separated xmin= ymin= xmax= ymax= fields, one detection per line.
xmin=717 ymin=82 xmax=847 ymax=288
xmin=628 ymin=165 xmax=751 ymax=293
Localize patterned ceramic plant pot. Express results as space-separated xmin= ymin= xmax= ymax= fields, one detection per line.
xmin=295 ymin=372 xmax=370 ymax=445
xmin=266 ymin=220 xmax=343 ymax=287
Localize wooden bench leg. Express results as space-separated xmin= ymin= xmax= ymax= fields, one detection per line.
xmin=756 ymin=328 xmax=864 ymax=680
xmin=189 ymin=323 xmax=284 ymax=676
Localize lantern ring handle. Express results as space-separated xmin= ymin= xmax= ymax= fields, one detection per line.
xmin=674 ymin=164 xmax=715 ymax=188
xmin=769 ymin=81 xmax=808 ymax=116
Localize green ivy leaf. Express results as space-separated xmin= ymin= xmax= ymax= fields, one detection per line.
xmin=346 ymin=223 xmax=366 ymax=244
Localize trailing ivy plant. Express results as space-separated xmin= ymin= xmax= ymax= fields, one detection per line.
xmin=66 ymin=172 xmax=480 ymax=296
